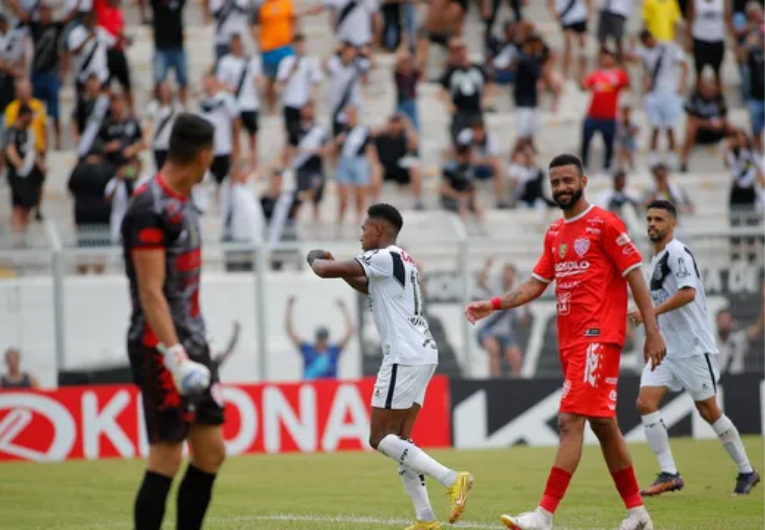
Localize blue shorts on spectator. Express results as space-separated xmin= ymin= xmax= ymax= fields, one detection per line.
xmin=154 ymin=48 xmax=188 ymax=87
xmin=749 ymin=98 xmax=764 ymax=137
xmin=32 ymin=71 xmax=61 ymax=119
xmin=263 ymin=46 xmax=294 ymax=79
xmin=645 ymin=92 xmax=682 ymax=129
xmin=336 ymin=157 xmax=371 ymax=186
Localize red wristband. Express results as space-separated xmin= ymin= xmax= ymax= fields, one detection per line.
xmin=491 ymin=297 xmax=502 ymax=311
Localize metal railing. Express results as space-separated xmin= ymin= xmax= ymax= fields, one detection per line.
xmin=0 ymin=214 xmax=762 ymax=386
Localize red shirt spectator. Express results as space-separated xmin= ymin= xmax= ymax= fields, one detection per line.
xmin=583 ymin=69 xmax=629 ymax=120
xmin=95 ymin=0 xmax=125 ymax=50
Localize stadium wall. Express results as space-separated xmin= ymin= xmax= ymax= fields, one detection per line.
xmin=0 ymin=375 xmax=762 ymax=462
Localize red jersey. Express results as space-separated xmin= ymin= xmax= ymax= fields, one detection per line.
xmin=532 ymin=205 xmax=642 ymax=351
xmin=584 ymin=69 xmax=629 ymax=120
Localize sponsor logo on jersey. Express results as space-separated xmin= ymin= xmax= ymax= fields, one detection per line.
xmin=586 ymin=227 xmax=601 ymax=235
xmin=616 ymin=233 xmax=631 ymax=246
xmin=557 ymin=281 xmax=580 ymax=290
xmin=555 ymin=260 xmax=590 ymax=276
xmin=574 ymin=237 xmax=590 ymax=257
xmin=559 ymin=244 xmax=568 ymax=259
xmin=584 ymin=328 xmax=601 ymax=337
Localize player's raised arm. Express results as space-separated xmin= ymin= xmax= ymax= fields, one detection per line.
xmin=307 ymin=249 xmax=369 ymax=293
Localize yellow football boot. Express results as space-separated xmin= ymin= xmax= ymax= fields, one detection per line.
xmin=445 ymin=471 xmax=474 ymax=524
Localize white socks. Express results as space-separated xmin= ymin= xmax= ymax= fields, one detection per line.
xmin=399 ymin=463 xmax=436 ymax=522
xmin=642 ymin=412 xmax=678 ymax=475
xmin=712 ymin=415 xmax=754 ymax=474
xmin=377 ymin=435 xmax=458 ymax=488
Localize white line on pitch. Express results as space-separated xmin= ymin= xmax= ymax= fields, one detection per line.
xmin=249 ymin=514 xmax=499 ymax=528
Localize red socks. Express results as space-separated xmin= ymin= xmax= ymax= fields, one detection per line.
xmin=539 ymin=467 xmax=572 ymax=514
xmin=611 ymin=466 xmax=643 ymax=509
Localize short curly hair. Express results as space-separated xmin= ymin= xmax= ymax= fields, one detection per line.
xmin=367 ymin=203 xmax=403 ymax=234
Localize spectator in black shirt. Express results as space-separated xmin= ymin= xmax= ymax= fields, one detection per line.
xmin=4 ymin=105 xmax=45 ymax=241
xmin=98 ymin=92 xmax=145 ymax=168
xmin=67 ymin=143 xmax=114 ymax=272
xmin=680 ymin=78 xmax=732 ymax=171
xmin=72 ymin=73 xmax=111 ymax=159
xmin=440 ymin=37 xmax=494 ymax=141
xmin=742 ymin=29 xmax=764 ymax=150
xmin=29 ymin=5 xmax=65 ymax=150
xmin=374 ymin=113 xmax=423 ymax=209
xmin=139 ymin=0 xmax=188 ymax=104
xmin=511 ymin=34 xmax=549 ymax=146
xmin=440 ymin=144 xmax=484 ymax=221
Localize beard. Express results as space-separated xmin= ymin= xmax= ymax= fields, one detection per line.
xmin=553 ymin=187 xmax=583 ymax=210
xmin=648 ymin=230 xmax=665 ymax=243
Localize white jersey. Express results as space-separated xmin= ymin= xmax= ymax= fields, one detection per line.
xmin=637 ymin=42 xmax=686 ymax=94
xmin=210 ymin=0 xmax=252 ymax=45
xmin=327 ymin=55 xmax=370 ymax=121
xmin=216 ymin=54 xmax=262 ymax=111
xmin=324 ymin=0 xmax=378 ymax=47
xmin=649 ymin=239 xmax=718 ymax=358
xmin=555 ymin=0 xmax=588 ymax=25
xmin=145 ymin=100 xmax=184 ymax=151
xmin=199 ymin=91 xmax=239 ymax=155
xmin=67 ymin=24 xmax=114 ymax=85
xmin=277 ymin=54 xmax=323 ymax=109
xmin=692 ymin=0 xmax=725 ymax=42
xmin=355 ymin=245 xmax=438 ymax=366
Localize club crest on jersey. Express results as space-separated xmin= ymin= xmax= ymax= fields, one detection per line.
xmin=574 ymin=237 xmax=590 ymax=257
xmin=559 ymin=244 xmax=568 ymax=258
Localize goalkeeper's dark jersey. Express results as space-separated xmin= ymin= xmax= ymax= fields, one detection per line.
xmin=121 ymin=175 xmax=206 ymax=351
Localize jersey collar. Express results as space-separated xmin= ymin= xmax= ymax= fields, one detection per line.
xmin=563 ymin=204 xmax=594 ymax=224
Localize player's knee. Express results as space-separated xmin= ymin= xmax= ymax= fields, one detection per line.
xmin=557 ymin=412 xmax=585 ymax=436
xmin=695 ymin=399 xmax=721 ymax=424
xmin=192 ymin=436 xmax=226 ymax=473
xmin=635 ymin=394 xmax=658 ymax=416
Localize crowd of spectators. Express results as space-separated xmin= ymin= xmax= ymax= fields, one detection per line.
xmin=0 ymin=0 xmax=762 ymax=257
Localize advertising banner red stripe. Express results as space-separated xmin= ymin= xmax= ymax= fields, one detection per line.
xmin=0 ymin=376 xmax=451 ymax=462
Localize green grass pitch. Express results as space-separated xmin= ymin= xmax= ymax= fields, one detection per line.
xmin=2 ymin=437 xmax=763 ymax=529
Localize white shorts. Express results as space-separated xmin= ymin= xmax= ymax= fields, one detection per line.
xmin=371 ymin=363 xmax=437 ymax=410
xmin=645 ymin=92 xmax=682 ymax=129
xmin=640 ymin=354 xmax=720 ymax=402
xmin=516 ymin=107 xmax=540 ymax=138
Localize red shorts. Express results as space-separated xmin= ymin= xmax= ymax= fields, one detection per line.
xmin=559 ymin=342 xmax=622 ymax=418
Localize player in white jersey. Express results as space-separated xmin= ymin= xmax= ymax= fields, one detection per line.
xmin=307 ymin=203 xmax=473 ymax=530
xmin=629 ymin=200 xmax=760 ymax=497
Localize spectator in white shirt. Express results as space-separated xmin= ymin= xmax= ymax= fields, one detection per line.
xmin=456 ymin=117 xmax=505 ymax=207
xmin=65 ymin=10 xmax=114 ymax=94
xmin=221 ymin=161 xmax=264 ymax=271
xmin=324 ymin=42 xmax=371 ymax=136
xmin=323 ymin=0 xmax=380 ymax=48
xmin=286 ymin=101 xmax=332 ymax=221
xmin=630 ymin=29 xmax=688 ymax=168
xmin=199 ymin=72 xmax=241 ymax=187
xmin=104 ymin=157 xmax=149 ymax=243
xmin=144 ymin=81 xmax=184 ymax=171
xmin=209 ymin=0 xmax=252 ymax=60
xmin=595 ymin=168 xmax=641 ymax=219
xmin=217 ymin=33 xmax=263 ymax=165
xmin=334 ymin=104 xmax=379 ymax=225
xmin=277 ymin=33 xmax=323 ymax=143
